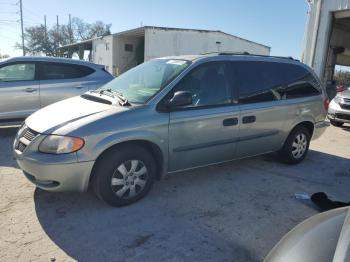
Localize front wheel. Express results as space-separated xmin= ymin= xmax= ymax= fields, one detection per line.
xmin=278 ymin=126 xmax=311 ymax=164
xmin=330 ymin=120 xmax=344 ymax=127
xmin=92 ymin=145 xmax=156 ymax=206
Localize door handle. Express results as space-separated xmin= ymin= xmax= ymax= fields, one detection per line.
xmin=24 ymin=87 xmax=37 ymax=93
xmin=242 ymin=116 xmax=256 ymax=124
xmin=223 ymin=118 xmax=238 ymax=126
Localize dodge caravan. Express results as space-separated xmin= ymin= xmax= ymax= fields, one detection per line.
xmin=13 ymin=53 xmax=328 ymax=206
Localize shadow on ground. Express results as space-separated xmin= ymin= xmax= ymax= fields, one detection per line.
xmin=0 ymin=126 xmax=18 ymax=167
xmin=34 ymin=149 xmax=350 ymax=262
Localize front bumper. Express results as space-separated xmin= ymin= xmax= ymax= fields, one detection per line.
xmin=13 ymin=125 xmax=94 ymax=192
xmin=327 ymin=112 xmax=350 ymax=124
xmin=16 ymin=157 xmax=94 ymax=192
xmin=328 ymin=101 xmax=350 ymax=123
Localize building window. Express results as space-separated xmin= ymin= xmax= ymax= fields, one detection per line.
xmin=125 ymin=44 xmax=133 ymax=52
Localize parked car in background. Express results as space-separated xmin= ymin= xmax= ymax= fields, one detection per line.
xmin=328 ymin=89 xmax=350 ymax=127
xmin=0 ymin=56 xmax=113 ymax=125
xmin=336 ymin=85 xmax=348 ymax=93
xmin=265 ymin=207 xmax=350 ymax=262
xmin=13 ymin=53 xmax=328 ymax=206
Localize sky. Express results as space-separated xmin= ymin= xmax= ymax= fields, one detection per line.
xmin=0 ymin=0 xmax=309 ymax=59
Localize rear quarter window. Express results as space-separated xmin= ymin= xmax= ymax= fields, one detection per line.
xmin=232 ymin=61 xmax=320 ymax=104
xmin=39 ymin=63 xmax=95 ymax=80
xmin=282 ymin=64 xmax=321 ymax=99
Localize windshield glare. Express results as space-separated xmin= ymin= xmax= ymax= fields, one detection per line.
xmin=101 ymin=59 xmax=191 ymax=104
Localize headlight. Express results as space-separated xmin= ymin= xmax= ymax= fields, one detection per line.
xmin=39 ymin=135 xmax=85 ymax=154
xmin=333 ymin=96 xmax=344 ymax=104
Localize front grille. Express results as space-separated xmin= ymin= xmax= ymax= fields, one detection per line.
xmin=17 ymin=142 xmax=27 ymax=152
xmin=336 ymin=113 xmax=350 ymax=121
xmin=22 ymin=128 xmax=38 ymax=141
xmin=15 ymin=126 xmax=39 ymax=153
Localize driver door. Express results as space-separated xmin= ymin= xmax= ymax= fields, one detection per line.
xmin=168 ymin=61 xmax=240 ymax=172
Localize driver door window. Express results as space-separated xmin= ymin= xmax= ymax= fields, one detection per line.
xmin=173 ymin=62 xmax=232 ymax=108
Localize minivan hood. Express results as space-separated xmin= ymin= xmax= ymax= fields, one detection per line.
xmin=26 ymin=95 xmax=121 ymax=133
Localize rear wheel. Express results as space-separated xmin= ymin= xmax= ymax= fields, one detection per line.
xmin=278 ymin=126 xmax=311 ymax=164
xmin=92 ymin=145 xmax=156 ymax=206
xmin=330 ymin=120 xmax=344 ymax=127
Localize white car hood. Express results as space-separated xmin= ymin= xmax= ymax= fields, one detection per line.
xmin=26 ymin=95 xmax=119 ymax=134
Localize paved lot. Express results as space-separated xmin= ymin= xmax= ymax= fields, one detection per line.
xmin=0 ymin=124 xmax=350 ymax=262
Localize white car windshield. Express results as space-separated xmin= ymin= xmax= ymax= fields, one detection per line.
xmin=101 ymin=59 xmax=191 ymax=104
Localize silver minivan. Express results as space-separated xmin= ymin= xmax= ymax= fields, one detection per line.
xmin=13 ymin=53 xmax=328 ymax=206
xmin=0 ymin=56 xmax=113 ymax=125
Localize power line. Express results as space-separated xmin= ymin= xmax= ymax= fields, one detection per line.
xmin=23 ymin=6 xmax=42 ymax=20
xmin=0 ymin=27 xmax=20 ymax=35
xmin=0 ymin=34 xmax=20 ymax=41
xmin=0 ymin=2 xmax=17 ymax=5
xmin=0 ymin=19 xmax=18 ymax=23
xmin=0 ymin=11 xmax=17 ymax=14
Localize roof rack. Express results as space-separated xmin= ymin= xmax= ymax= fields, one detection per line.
xmin=200 ymin=51 xmax=249 ymax=56
xmin=201 ymin=51 xmax=298 ymax=61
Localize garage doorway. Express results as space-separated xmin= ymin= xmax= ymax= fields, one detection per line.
xmin=324 ymin=11 xmax=350 ymax=99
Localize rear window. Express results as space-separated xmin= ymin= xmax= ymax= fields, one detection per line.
xmin=284 ymin=82 xmax=321 ymax=99
xmin=39 ymin=63 xmax=95 ymax=80
xmin=232 ymin=61 xmax=320 ymax=104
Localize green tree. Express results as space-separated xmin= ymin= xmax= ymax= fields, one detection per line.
xmin=334 ymin=70 xmax=350 ymax=87
xmin=16 ymin=17 xmax=111 ymax=56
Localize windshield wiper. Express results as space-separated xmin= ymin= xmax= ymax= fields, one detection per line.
xmin=92 ymin=89 xmax=131 ymax=106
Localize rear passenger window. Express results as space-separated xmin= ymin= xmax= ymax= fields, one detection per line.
xmin=174 ymin=62 xmax=232 ymax=108
xmin=232 ymin=61 xmax=319 ymax=104
xmin=40 ymin=63 xmax=94 ymax=80
xmin=232 ymin=61 xmax=285 ymax=104
xmin=284 ymin=82 xmax=321 ymax=99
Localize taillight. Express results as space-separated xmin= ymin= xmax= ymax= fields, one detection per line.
xmin=336 ymin=86 xmax=346 ymax=93
xmin=323 ymin=98 xmax=330 ymax=110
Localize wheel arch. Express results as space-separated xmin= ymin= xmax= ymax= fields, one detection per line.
xmin=293 ymin=121 xmax=314 ymax=138
xmin=89 ymin=139 xmax=166 ymax=188
xmin=282 ymin=120 xmax=315 ymax=147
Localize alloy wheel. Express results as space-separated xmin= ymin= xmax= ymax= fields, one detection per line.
xmin=291 ymin=133 xmax=307 ymax=159
xmin=111 ymin=160 xmax=148 ymax=199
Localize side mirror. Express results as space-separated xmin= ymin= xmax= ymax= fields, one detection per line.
xmin=166 ymin=91 xmax=193 ymax=109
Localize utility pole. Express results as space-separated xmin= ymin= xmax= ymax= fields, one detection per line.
xmin=56 ymin=15 xmax=59 ymax=56
xmin=19 ymin=0 xmax=25 ymax=56
xmin=44 ymin=15 xmax=47 ymax=41
xmin=69 ymin=13 xmax=72 ymax=43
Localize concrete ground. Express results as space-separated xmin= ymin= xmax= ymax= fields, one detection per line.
xmin=0 ymin=124 xmax=349 ymax=262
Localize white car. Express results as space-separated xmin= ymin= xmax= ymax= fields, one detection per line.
xmin=328 ymin=90 xmax=350 ymax=126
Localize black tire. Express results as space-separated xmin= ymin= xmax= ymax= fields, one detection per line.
xmin=330 ymin=120 xmax=344 ymax=127
xmin=278 ymin=126 xmax=311 ymax=165
xmin=92 ymin=144 xmax=156 ymax=207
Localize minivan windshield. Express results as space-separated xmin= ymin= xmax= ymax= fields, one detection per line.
xmin=100 ymin=59 xmax=191 ymax=104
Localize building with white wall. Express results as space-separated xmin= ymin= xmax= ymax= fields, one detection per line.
xmin=303 ymin=0 xmax=350 ymax=89
xmin=60 ymin=26 xmax=270 ymax=76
